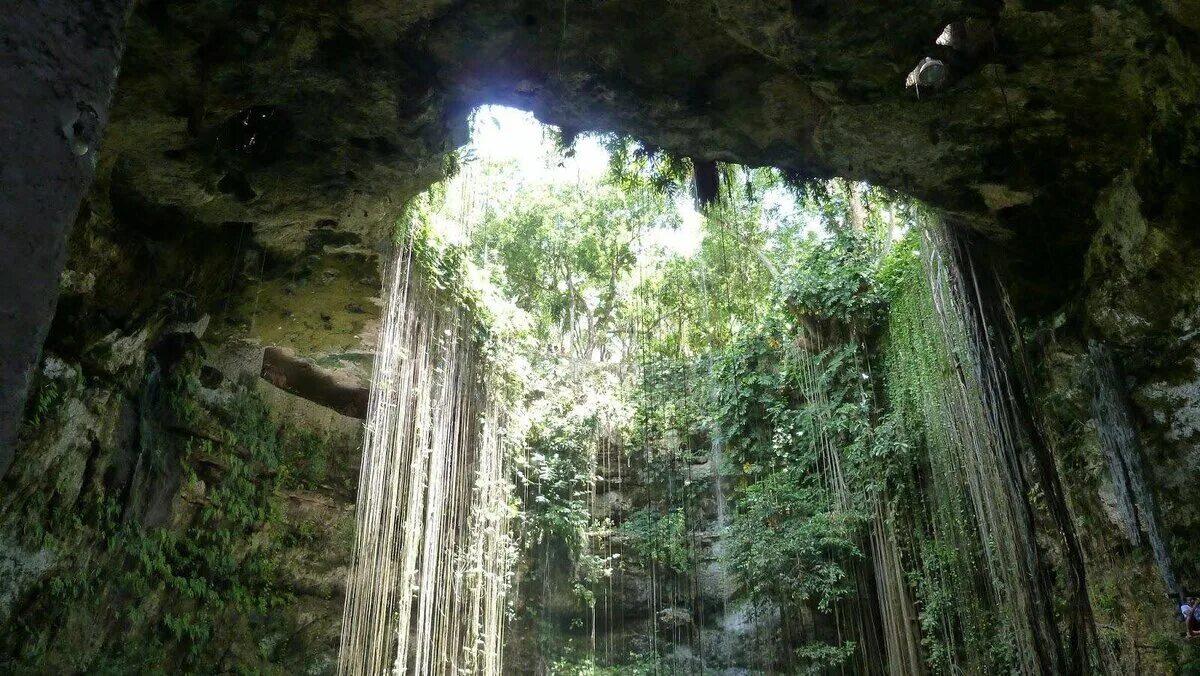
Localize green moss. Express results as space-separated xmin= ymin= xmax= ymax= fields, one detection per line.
xmin=279 ymin=428 xmax=332 ymax=490
xmin=0 ymin=384 xmax=344 ymax=674
xmin=215 ymin=253 xmax=380 ymax=356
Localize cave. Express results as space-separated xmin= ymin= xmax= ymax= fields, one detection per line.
xmin=3 ymin=0 xmax=1200 ymax=673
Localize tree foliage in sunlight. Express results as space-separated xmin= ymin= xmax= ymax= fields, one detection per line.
xmin=626 ymin=169 xmax=790 ymax=358
xmin=778 ymin=229 xmax=888 ymax=327
xmin=471 ymin=179 xmax=677 ymax=359
xmin=727 ymin=472 xmax=862 ymax=612
xmin=598 ymin=135 xmax=694 ymax=198
xmin=434 ymin=115 xmax=969 ymax=673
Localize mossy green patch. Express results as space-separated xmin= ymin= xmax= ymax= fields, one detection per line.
xmin=215 ymin=252 xmax=381 ymax=357
xmin=1 ymin=381 xmax=352 ymax=674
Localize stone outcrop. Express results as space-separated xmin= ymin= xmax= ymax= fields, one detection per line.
xmin=0 ymin=0 xmax=134 ymax=471
xmin=10 ymin=1 xmax=1200 ymax=421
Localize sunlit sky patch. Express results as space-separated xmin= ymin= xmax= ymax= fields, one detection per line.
xmin=446 ymin=105 xmax=706 ymax=257
xmin=465 ymin=106 xmax=609 ymax=184
xmin=439 ymin=104 xmax=819 ymax=257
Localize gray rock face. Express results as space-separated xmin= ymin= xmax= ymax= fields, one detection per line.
xmin=0 ymin=539 xmax=54 ymax=626
xmin=5 ymin=0 xmax=1199 ymax=467
xmin=0 ymin=0 xmax=133 ymax=473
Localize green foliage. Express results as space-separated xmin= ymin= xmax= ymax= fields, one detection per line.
xmin=627 ymin=184 xmax=782 ymax=356
xmin=164 ymin=367 xmax=201 ymax=425
xmin=514 ymin=393 xmax=616 ymax=611
xmin=535 ymin=616 xmax=670 ymax=676
xmin=711 ymin=330 xmax=876 ymax=484
xmin=470 ymin=175 xmax=674 ymax=358
xmin=26 ymin=379 xmax=63 ymax=429
xmin=727 ymin=471 xmax=862 ymax=612
xmin=599 ymin=135 xmax=694 ymax=198
xmin=22 ymin=360 xmax=82 ymax=429
xmin=794 ymin=178 xmax=913 ymax=243
xmin=110 ymin=391 xmax=290 ymax=667
xmin=876 ymin=227 xmax=1025 ymax=674
xmin=549 ymin=650 xmax=670 ymax=675
xmin=516 ymin=410 xmax=597 ymax=549
xmin=617 ymin=507 xmax=691 ymax=574
xmin=796 ymin=639 xmax=858 ymax=674
xmin=5 ymin=388 xmax=308 ymax=673
xmin=627 ymin=357 xmax=709 ymax=464
xmin=396 ymin=193 xmax=494 ymax=347
xmin=409 ymin=114 xmax=1057 ymax=674
xmin=279 ymin=428 xmax=331 ymax=490
xmin=778 ymin=228 xmax=887 ymax=326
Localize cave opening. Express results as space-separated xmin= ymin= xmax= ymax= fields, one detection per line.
xmin=336 ymin=104 xmax=900 ymax=673
xmin=5 ymin=1 xmax=1200 ymax=673
xmin=337 ymin=105 xmax=1086 ymax=674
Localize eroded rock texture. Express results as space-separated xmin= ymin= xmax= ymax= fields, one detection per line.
xmin=0 ymin=0 xmax=133 ymax=473
xmin=27 ymin=0 xmax=1200 ymax=364
xmin=4 ymin=0 xmax=1200 ymax=672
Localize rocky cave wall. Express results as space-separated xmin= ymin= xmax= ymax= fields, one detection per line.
xmin=4 ymin=0 xmax=1200 ymax=671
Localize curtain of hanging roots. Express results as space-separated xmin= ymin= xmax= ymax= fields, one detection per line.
xmin=794 ymin=334 xmax=891 ymax=674
xmin=880 ymin=216 xmax=1066 ymax=674
xmin=338 ymin=238 xmax=512 ymax=676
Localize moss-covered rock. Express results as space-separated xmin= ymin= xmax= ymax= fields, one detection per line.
xmin=0 ymin=329 xmax=361 ymax=672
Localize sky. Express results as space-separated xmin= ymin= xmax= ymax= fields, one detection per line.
xmin=457 ymin=105 xmax=707 ymax=257
xmin=437 ymin=104 xmax=823 ymax=258
xmin=465 ymin=105 xmax=610 ymax=183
